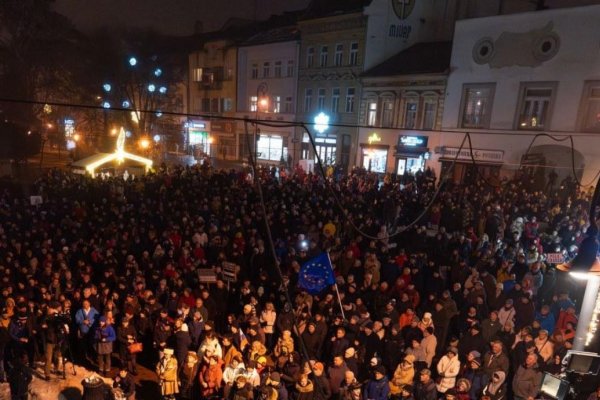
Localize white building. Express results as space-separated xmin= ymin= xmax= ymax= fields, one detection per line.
xmin=236 ymin=26 xmax=300 ymax=164
xmin=438 ymin=4 xmax=600 ymax=185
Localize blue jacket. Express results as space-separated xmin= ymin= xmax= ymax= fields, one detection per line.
xmin=535 ymin=311 xmax=556 ymax=334
xmin=95 ymin=325 xmax=116 ymax=343
xmin=75 ymin=307 xmax=99 ymax=335
xmin=362 ymin=376 xmax=389 ymax=400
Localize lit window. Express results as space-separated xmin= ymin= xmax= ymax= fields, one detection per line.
xmin=460 ymin=84 xmax=496 ymax=129
xmin=250 ymin=96 xmax=258 ymax=112
xmin=517 ymin=83 xmax=555 ymax=130
xmin=273 ymin=96 xmax=281 ymax=113
xmin=345 ymin=88 xmax=355 ymax=113
xmin=367 ymin=101 xmax=377 ymax=126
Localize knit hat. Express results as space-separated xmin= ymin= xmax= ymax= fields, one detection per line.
xmin=374 ymin=365 xmax=386 ymax=376
xmin=468 ymin=350 xmax=481 ymax=359
xmin=472 ymin=357 xmax=482 ymax=367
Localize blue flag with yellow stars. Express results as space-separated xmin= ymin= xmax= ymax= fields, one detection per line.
xmin=298 ymin=252 xmax=335 ymax=295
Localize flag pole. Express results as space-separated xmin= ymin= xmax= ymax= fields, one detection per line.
xmin=326 ymin=251 xmax=346 ymax=321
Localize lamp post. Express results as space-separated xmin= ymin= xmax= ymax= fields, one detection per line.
xmin=254 ymin=82 xmax=269 ymax=161
xmin=557 ymin=181 xmax=600 ymax=351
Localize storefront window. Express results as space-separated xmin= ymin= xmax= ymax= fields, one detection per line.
xmin=257 ymin=135 xmax=287 ymax=161
xmin=362 ymin=148 xmax=387 ymax=173
xmin=397 ymin=156 xmax=424 ymax=175
xmin=315 ymin=137 xmax=337 ymax=165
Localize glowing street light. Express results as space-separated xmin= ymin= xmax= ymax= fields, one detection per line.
xmin=103 ymin=83 xmax=112 ymax=92
xmin=148 ymin=84 xmax=156 ymax=92
xmin=102 ymin=101 xmax=111 ymax=109
xmin=129 ymin=57 xmax=137 ymax=66
xmin=314 ymin=112 xmax=330 ymax=134
xmin=139 ymin=137 xmax=150 ymax=149
xmin=73 ymin=133 xmax=81 ymax=142
xmin=159 ymin=86 xmax=167 ymax=94
xmin=122 ymin=100 xmax=131 ymax=108
xmin=154 ymin=68 xmax=162 ymax=77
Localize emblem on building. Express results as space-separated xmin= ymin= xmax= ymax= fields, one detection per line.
xmin=392 ymin=0 xmax=416 ymax=20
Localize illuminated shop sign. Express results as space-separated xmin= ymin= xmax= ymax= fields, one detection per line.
xmin=368 ymin=132 xmax=382 ymax=144
xmin=399 ymin=135 xmax=428 ymax=147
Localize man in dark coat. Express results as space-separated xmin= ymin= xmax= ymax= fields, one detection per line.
xmin=414 ymin=368 xmax=437 ymax=400
xmin=8 ymin=351 xmax=32 ymax=400
xmin=458 ymin=324 xmax=487 ymax=362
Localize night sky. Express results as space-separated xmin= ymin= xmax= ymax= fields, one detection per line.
xmin=53 ymin=0 xmax=311 ymax=35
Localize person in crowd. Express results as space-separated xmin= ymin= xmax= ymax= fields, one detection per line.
xmin=482 ymin=340 xmax=510 ymax=379
xmin=179 ymin=351 xmax=200 ymax=399
xmin=414 ymin=368 xmax=437 ymax=400
xmin=512 ymin=353 xmax=542 ymax=400
xmin=436 ymin=346 xmax=461 ymax=395
xmin=8 ymin=351 xmax=32 ymax=400
xmin=388 ymin=354 xmax=415 ymax=396
xmin=481 ymin=370 xmax=507 ymax=400
xmin=292 ymin=373 xmax=315 ymax=400
xmin=228 ymin=375 xmax=254 ymax=400
xmin=157 ymin=348 xmax=179 ymax=400
xmin=362 ymin=365 xmax=389 ymax=400
xmin=117 ymin=317 xmax=138 ymax=375
xmin=94 ymin=315 xmax=116 ymax=376
xmin=113 ymin=366 xmax=136 ymax=400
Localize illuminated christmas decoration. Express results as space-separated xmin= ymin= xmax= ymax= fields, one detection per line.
xmin=73 ymin=127 xmax=152 ymax=177
xmin=586 ymin=289 xmax=600 ymax=346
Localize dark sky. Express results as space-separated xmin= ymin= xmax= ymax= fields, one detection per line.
xmin=53 ymin=0 xmax=311 ymax=35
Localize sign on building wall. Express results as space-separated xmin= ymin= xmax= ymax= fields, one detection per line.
xmin=439 ymin=147 xmax=504 ymax=163
xmin=389 ymin=0 xmax=414 ymax=39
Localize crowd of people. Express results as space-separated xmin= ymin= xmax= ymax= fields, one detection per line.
xmin=0 ymin=162 xmax=598 ymax=400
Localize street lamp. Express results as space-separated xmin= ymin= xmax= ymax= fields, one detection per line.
xmin=557 ymin=181 xmax=600 ymax=350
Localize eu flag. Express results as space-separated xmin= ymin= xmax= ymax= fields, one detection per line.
xmin=298 ymin=253 xmax=335 ymax=295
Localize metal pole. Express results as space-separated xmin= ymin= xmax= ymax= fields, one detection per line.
xmin=325 ymin=251 xmax=345 ymax=320
xmin=573 ymin=275 xmax=600 ymax=351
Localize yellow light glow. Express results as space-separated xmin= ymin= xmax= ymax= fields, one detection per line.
xmin=73 ymin=133 xmax=81 ymax=142
xmin=208 ymin=136 xmax=214 ymax=144
xmin=139 ymin=138 xmax=150 ymax=149
xmin=259 ymin=98 xmax=269 ymax=108
xmin=111 ymin=128 xmax=118 ymax=136
xmin=82 ymin=127 xmax=152 ymax=177
xmin=131 ymin=111 xmax=141 ymax=124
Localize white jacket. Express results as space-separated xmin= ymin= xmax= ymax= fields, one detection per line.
xmin=436 ymin=355 xmax=461 ymax=393
xmin=223 ymin=363 xmax=246 ymax=384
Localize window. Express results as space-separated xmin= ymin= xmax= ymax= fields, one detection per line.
xmin=304 ymin=88 xmax=313 ymax=112
xmin=367 ymin=101 xmax=377 ymax=126
xmin=257 ymin=135 xmax=286 ymax=161
xmin=345 ymin=88 xmax=355 ymax=113
xmin=579 ymin=81 xmax=600 ymax=132
xmin=332 ymin=88 xmax=340 ymax=113
xmin=192 ymin=68 xmax=203 ymax=82
xmin=403 ymin=98 xmax=418 ymax=129
xmin=318 ymin=88 xmax=326 ymax=110
xmin=273 ymin=96 xmax=281 ymax=113
xmin=287 ymin=60 xmax=294 ymax=77
xmin=349 ymin=42 xmax=359 ymax=66
xmin=250 ymin=96 xmax=258 ymax=112
xmin=201 ymin=98 xmax=210 ymax=112
xmin=460 ymin=84 xmax=496 ymax=129
xmin=334 ymin=44 xmax=343 ymax=66
xmin=221 ymin=98 xmax=233 ymax=112
xmin=263 ymin=62 xmax=270 ymax=78
xmin=251 ymin=64 xmax=258 ymax=79
xmin=516 ymin=83 xmax=556 ymax=130
xmin=210 ymin=98 xmax=219 ymax=113
xmin=307 ymin=47 xmax=315 ymax=67
xmin=422 ymin=98 xmax=437 ymax=130
xmin=381 ymin=99 xmax=394 ymax=127
xmin=320 ymin=46 xmax=328 ymax=67
xmin=274 ymin=61 xmax=282 ymax=78
xmin=284 ymin=96 xmax=293 ymax=113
